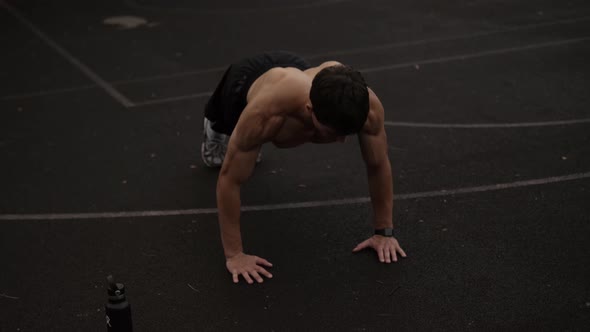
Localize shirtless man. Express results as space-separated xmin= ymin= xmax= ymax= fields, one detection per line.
xmin=201 ymin=51 xmax=406 ymax=284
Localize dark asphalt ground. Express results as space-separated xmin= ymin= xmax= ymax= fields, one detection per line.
xmin=1 ymin=0 xmax=590 ymax=331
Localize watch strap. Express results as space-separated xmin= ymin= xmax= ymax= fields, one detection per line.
xmin=374 ymin=228 xmax=395 ymax=237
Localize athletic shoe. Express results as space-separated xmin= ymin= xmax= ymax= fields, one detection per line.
xmin=201 ymin=118 xmax=263 ymax=167
xmin=201 ymin=118 xmax=229 ymax=168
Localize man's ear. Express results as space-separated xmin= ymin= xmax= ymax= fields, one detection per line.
xmin=310 ymin=109 xmax=319 ymax=126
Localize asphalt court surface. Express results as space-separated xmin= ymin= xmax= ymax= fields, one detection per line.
xmin=1 ymin=0 xmax=590 ymax=331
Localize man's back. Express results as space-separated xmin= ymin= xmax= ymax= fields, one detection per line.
xmin=241 ymin=61 xmax=374 ymax=149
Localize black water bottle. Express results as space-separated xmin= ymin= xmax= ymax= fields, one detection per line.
xmin=105 ymin=275 xmax=133 ymax=332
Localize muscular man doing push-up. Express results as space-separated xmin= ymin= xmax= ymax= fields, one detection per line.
xmin=201 ymin=51 xmax=406 ymax=284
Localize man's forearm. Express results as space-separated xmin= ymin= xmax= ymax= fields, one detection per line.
xmin=366 ymin=160 xmax=394 ymax=229
xmin=216 ymin=176 xmax=244 ymax=258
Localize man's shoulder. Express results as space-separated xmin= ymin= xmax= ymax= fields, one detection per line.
xmin=361 ymin=88 xmax=385 ymax=136
xmin=265 ymin=67 xmax=310 ymax=87
xmin=254 ymin=68 xmax=310 ymax=106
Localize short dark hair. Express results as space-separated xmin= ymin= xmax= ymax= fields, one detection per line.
xmin=309 ymin=65 xmax=369 ymax=135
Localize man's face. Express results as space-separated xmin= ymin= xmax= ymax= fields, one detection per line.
xmin=311 ymin=112 xmax=347 ymax=143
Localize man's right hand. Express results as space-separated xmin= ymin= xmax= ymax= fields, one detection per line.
xmin=226 ymin=253 xmax=273 ymax=284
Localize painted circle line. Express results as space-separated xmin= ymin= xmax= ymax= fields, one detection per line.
xmin=1 ymin=171 xmax=589 ymax=221
xmin=384 ymin=117 xmax=590 ymax=128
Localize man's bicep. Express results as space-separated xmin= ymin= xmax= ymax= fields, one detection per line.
xmin=219 ymin=140 xmax=260 ymax=185
xmin=358 ymin=127 xmax=389 ymax=169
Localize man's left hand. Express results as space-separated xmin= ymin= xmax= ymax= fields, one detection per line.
xmin=352 ymin=235 xmax=407 ymax=263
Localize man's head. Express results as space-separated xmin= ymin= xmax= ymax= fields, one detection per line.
xmin=309 ymin=65 xmax=369 ymax=137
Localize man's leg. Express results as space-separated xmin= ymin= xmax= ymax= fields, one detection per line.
xmin=202 ymin=67 xmax=231 ymax=168
xmin=201 ymin=117 xmax=261 ymax=167
xmin=201 ymin=66 xmax=261 ymax=168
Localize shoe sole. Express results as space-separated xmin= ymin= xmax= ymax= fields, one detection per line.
xmin=201 ymin=142 xmax=222 ymax=168
xmin=201 ymin=118 xmax=262 ymax=167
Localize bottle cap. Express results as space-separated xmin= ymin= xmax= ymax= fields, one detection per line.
xmin=106 ymin=275 xmax=127 ymax=301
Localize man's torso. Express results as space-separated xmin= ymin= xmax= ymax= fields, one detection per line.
xmin=244 ymin=63 xmax=375 ymax=148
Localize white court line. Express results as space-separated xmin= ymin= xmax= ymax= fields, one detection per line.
xmin=360 ymin=36 xmax=590 ymax=73
xmin=113 ymin=67 xmax=227 ymax=85
xmin=132 ymin=96 xmax=590 ymax=127
xmin=1 ymin=171 xmax=589 ymax=221
xmin=0 ymin=293 xmax=20 ymax=300
xmin=384 ymin=117 xmax=590 ymax=128
xmin=2 ymin=15 xmax=589 ymax=101
xmin=0 ymin=85 xmax=96 ymax=101
xmin=304 ymin=16 xmax=590 ymax=60
xmin=0 ymin=70 xmax=223 ymax=101
xmin=130 ymin=98 xmax=590 ymax=129
xmin=131 ymin=91 xmax=214 ymax=107
xmin=100 ymin=15 xmax=590 ymax=85
xmin=127 ymin=35 xmax=590 ymax=107
xmin=0 ymin=0 xmax=135 ymax=107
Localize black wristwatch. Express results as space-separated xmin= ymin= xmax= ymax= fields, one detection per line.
xmin=374 ymin=228 xmax=395 ymax=237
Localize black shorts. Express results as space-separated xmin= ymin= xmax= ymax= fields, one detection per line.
xmin=204 ymin=51 xmax=311 ymax=135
